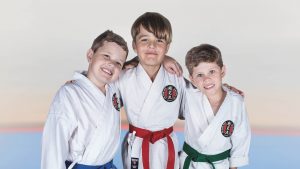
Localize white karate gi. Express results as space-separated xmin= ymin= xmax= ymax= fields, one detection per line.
xmin=117 ymin=64 xmax=185 ymax=169
xmin=41 ymin=71 xmax=121 ymax=169
xmin=179 ymin=81 xmax=251 ymax=169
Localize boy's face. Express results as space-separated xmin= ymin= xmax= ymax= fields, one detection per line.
xmin=87 ymin=41 xmax=126 ymax=88
xmin=189 ymin=62 xmax=225 ymax=96
xmin=132 ymin=26 xmax=170 ymax=69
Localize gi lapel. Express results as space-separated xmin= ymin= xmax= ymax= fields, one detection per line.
xmin=198 ymin=94 xmax=229 ymax=148
xmin=137 ymin=65 xmax=165 ymax=128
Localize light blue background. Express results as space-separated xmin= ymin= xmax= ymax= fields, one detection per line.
xmin=0 ymin=131 xmax=299 ymax=169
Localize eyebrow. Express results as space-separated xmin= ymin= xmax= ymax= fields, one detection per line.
xmin=137 ymin=34 xmax=149 ymax=39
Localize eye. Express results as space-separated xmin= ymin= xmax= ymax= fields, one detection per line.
xmin=140 ymin=38 xmax=148 ymax=42
xmin=197 ymin=73 xmax=203 ymax=77
xmin=157 ymin=39 xmax=166 ymax=43
xmin=104 ymin=54 xmax=110 ymax=58
xmin=209 ymin=70 xmax=215 ymax=74
xmin=117 ymin=62 xmax=122 ymax=67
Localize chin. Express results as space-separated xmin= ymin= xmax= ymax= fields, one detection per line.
xmin=99 ymin=76 xmax=112 ymax=84
xmin=146 ymin=61 xmax=161 ymax=66
xmin=203 ymin=88 xmax=215 ymax=95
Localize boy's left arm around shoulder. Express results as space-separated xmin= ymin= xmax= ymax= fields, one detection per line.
xmin=123 ymin=56 xmax=139 ymax=69
xmin=163 ymin=55 xmax=183 ymax=76
xmin=223 ymin=83 xmax=244 ymax=97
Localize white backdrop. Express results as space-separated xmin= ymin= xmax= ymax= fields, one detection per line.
xmin=1 ymin=0 xmax=300 ymax=130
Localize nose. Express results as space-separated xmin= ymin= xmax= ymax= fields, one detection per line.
xmin=202 ymin=75 xmax=211 ymax=82
xmin=108 ymin=60 xmax=121 ymax=69
xmin=107 ymin=60 xmax=115 ymax=67
xmin=148 ymin=41 xmax=156 ymax=48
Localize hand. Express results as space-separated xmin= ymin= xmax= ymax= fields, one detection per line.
xmin=65 ymin=80 xmax=75 ymax=84
xmin=224 ymin=83 xmax=244 ymax=97
xmin=163 ymin=55 xmax=183 ymax=76
xmin=123 ymin=56 xmax=139 ymax=69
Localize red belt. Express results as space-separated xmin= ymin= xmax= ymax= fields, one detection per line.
xmin=129 ymin=124 xmax=175 ymax=169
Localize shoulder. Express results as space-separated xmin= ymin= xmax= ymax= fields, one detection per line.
xmin=181 ymin=77 xmax=201 ymax=95
xmin=47 ymin=84 xmax=79 ymax=120
xmin=107 ymin=82 xmax=119 ymax=93
xmin=228 ymin=89 xmax=244 ymax=102
xmin=51 ymin=81 xmax=84 ymax=109
xmin=59 ymin=81 xmax=81 ymax=95
xmin=118 ymin=67 xmax=137 ymax=82
xmin=163 ymin=69 xmax=186 ymax=87
xmin=182 ymin=78 xmax=194 ymax=89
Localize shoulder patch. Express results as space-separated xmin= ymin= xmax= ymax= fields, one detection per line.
xmin=162 ymin=85 xmax=178 ymax=102
xmin=221 ymin=120 xmax=234 ymax=137
xmin=112 ymin=93 xmax=122 ymax=111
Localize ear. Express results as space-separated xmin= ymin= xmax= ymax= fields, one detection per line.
xmin=132 ymin=41 xmax=137 ymax=53
xmin=86 ymin=49 xmax=94 ymax=63
xmin=221 ymin=65 xmax=226 ymax=78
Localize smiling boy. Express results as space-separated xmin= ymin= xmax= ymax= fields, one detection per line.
xmin=180 ymin=44 xmax=251 ymax=169
xmin=41 ymin=30 xmax=128 ymax=169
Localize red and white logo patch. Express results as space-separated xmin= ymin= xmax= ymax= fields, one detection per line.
xmin=221 ymin=120 xmax=234 ymax=137
xmin=162 ymin=85 xmax=178 ymax=102
xmin=112 ymin=93 xmax=121 ymax=111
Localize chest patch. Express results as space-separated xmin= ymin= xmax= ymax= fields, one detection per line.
xmin=221 ymin=120 xmax=234 ymax=137
xmin=162 ymin=85 xmax=178 ymax=102
xmin=112 ymin=93 xmax=122 ymax=111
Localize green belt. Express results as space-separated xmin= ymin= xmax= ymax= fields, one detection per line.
xmin=183 ymin=142 xmax=231 ymax=169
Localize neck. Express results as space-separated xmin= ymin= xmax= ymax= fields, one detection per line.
xmin=141 ymin=64 xmax=161 ymax=81
xmin=207 ymin=88 xmax=226 ymax=115
xmin=87 ymin=72 xmax=106 ymax=95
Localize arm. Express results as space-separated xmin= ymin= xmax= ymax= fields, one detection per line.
xmin=123 ymin=56 xmax=139 ymax=69
xmin=163 ymin=55 xmax=183 ymax=76
xmin=41 ymin=115 xmax=73 ymax=169
xmin=41 ymin=89 xmax=76 ymax=169
xmin=178 ymin=77 xmax=189 ymax=120
xmin=229 ymin=101 xmax=251 ymax=168
xmin=223 ymin=84 xmax=244 ymax=97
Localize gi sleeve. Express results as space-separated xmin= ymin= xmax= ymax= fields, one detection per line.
xmin=178 ymin=77 xmax=187 ymax=120
xmin=41 ymin=87 xmax=77 ymax=169
xmin=229 ymin=101 xmax=251 ymax=167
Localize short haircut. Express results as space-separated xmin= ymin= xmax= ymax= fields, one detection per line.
xmin=91 ymin=30 xmax=129 ymax=58
xmin=131 ymin=12 xmax=172 ymax=44
xmin=185 ymin=44 xmax=223 ymax=75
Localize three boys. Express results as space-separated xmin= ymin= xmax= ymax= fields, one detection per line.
xmin=41 ymin=12 xmax=250 ymax=169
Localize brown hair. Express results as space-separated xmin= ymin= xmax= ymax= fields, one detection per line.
xmin=131 ymin=12 xmax=172 ymax=44
xmin=185 ymin=44 xmax=223 ymax=75
xmin=91 ymin=30 xmax=129 ymax=58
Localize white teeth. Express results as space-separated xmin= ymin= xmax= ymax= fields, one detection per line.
xmin=204 ymin=84 xmax=214 ymax=89
xmin=102 ymin=68 xmax=112 ymax=75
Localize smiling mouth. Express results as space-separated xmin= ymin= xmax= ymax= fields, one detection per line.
xmin=204 ymin=84 xmax=215 ymax=90
xmin=101 ymin=67 xmax=113 ymax=76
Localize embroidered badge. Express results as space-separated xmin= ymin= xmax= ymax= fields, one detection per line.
xmin=131 ymin=157 xmax=139 ymax=169
xmin=162 ymin=85 xmax=178 ymax=102
xmin=112 ymin=93 xmax=121 ymax=111
xmin=221 ymin=120 xmax=234 ymax=137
